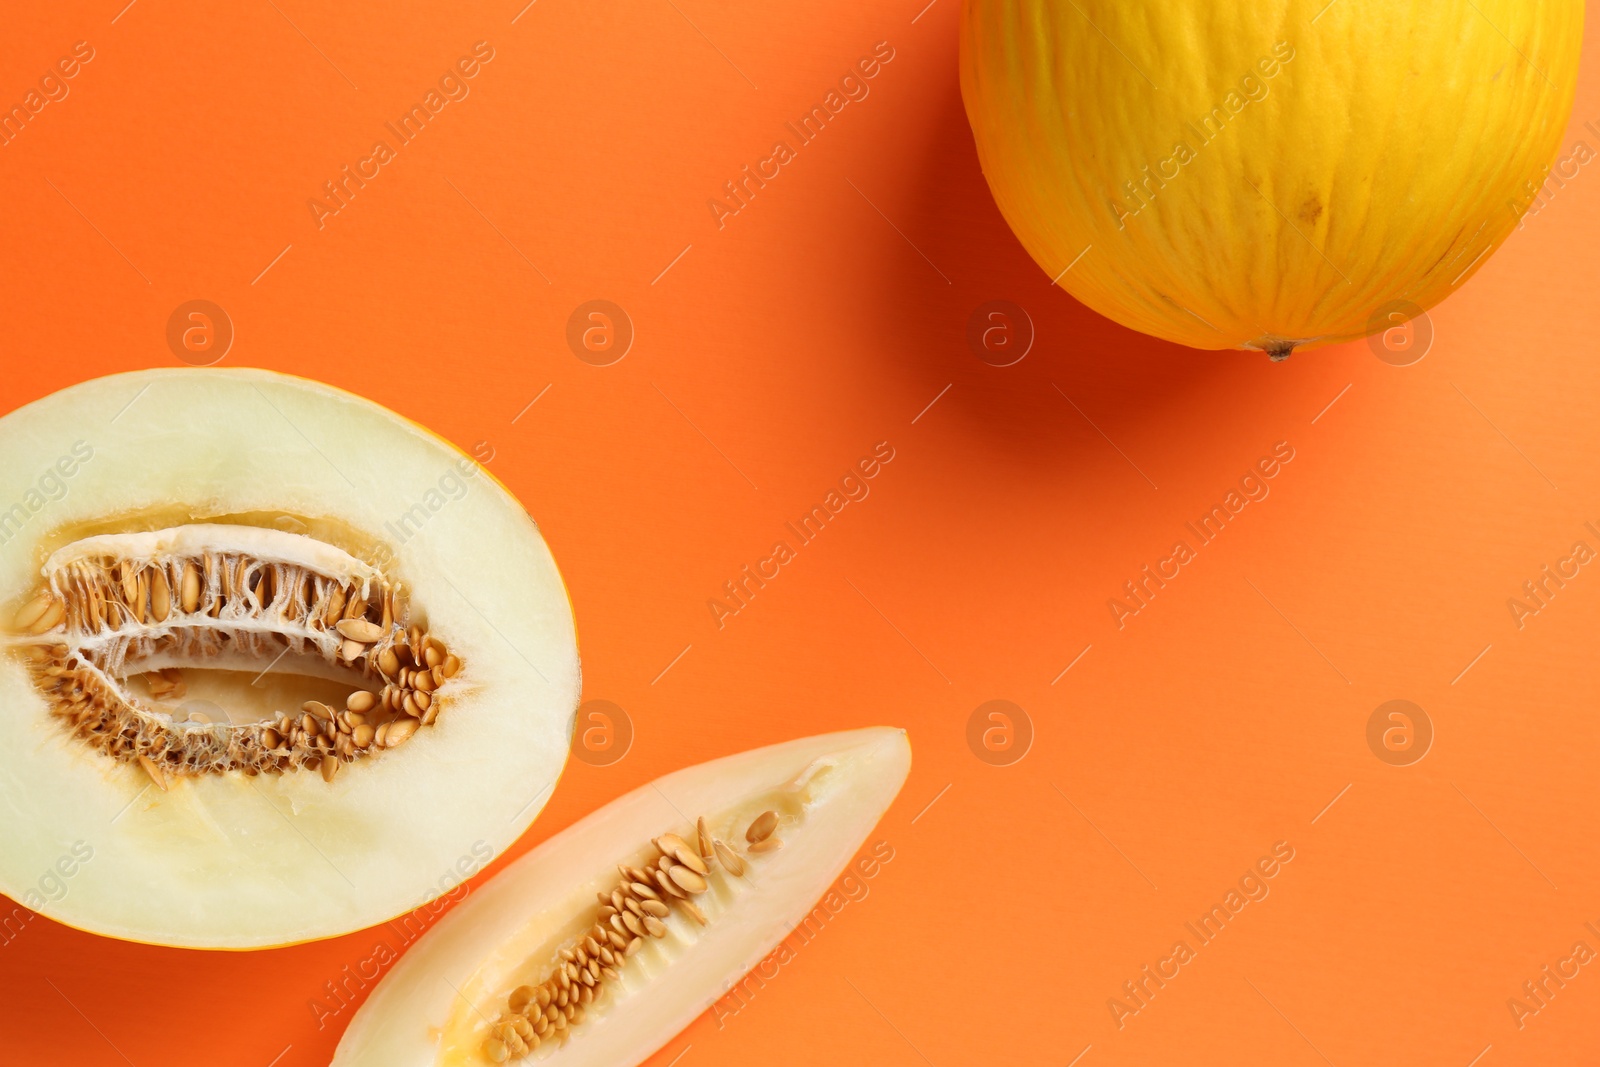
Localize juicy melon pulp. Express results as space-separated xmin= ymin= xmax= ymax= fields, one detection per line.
xmin=0 ymin=368 xmax=580 ymax=948
xmin=330 ymin=728 xmax=912 ymax=1067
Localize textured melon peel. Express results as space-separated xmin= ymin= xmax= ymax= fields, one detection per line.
xmin=330 ymin=727 xmax=912 ymax=1067
xmin=0 ymin=368 xmax=580 ymax=948
xmin=960 ymin=0 xmax=1584 ymax=355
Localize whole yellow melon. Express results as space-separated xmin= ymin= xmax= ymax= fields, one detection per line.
xmin=960 ymin=1 xmax=1584 ymax=357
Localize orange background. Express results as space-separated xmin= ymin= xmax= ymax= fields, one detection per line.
xmin=2 ymin=2 xmax=1599 ymax=1065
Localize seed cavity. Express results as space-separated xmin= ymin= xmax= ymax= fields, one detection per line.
xmin=480 ymin=810 xmax=779 ymax=1061
xmin=5 ymin=524 xmax=460 ymax=788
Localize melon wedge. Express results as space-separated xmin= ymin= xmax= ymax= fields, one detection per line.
xmin=331 ymin=727 xmax=911 ymax=1066
xmin=0 ymin=368 xmax=580 ymax=947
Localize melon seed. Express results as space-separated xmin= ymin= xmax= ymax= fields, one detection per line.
xmin=118 ymin=565 xmax=139 ymax=605
xmin=11 ymin=592 xmax=56 ymax=633
xmin=386 ymin=719 xmax=418 ymax=748
xmin=137 ymin=754 xmax=168 ymax=792
xmin=671 ymin=846 xmax=708 ymax=875
xmin=667 ymin=864 xmax=707 ymax=894
xmin=179 ymin=562 xmax=201 ymax=613
xmin=336 ymin=618 xmax=384 ymax=643
xmin=746 ymin=809 xmax=778 ymax=843
xmin=653 ymin=869 xmax=685 ymax=899
xmin=697 ymin=816 xmax=714 ymax=863
xmin=323 ymin=584 xmax=347 ymax=627
xmin=713 ymin=839 xmax=746 ymax=876
xmin=653 ymin=832 xmax=692 ymax=857
xmin=130 ymin=572 xmax=148 ymax=623
xmin=149 ymin=569 xmax=171 ymax=622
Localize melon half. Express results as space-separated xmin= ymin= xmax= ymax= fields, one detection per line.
xmin=331 ymin=727 xmax=912 ymax=1066
xmin=0 ymin=368 xmax=581 ymax=948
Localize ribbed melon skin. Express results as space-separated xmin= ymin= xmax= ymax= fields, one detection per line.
xmin=960 ymin=0 xmax=1584 ymax=354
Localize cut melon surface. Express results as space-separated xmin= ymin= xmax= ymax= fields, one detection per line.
xmin=330 ymin=727 xmax=911 ymax=1067
xmin=0 ymin=368 xmax=580 ymax=948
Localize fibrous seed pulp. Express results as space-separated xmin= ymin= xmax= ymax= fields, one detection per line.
xmin=6 ymin=524 xmax=460 ymax=790
xmin=480 ymin=810 xmax=782 ymax=1063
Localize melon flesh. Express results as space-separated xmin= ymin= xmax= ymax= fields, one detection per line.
xmin=0 ymin=368 xmax=580 ymax=948
xmin=330 ymin=727 xmax=911 ymax=1067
